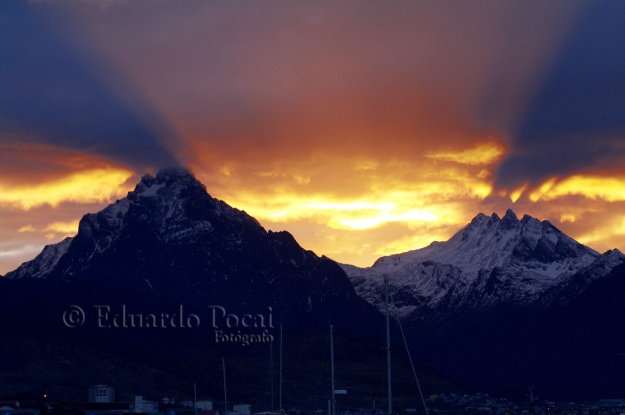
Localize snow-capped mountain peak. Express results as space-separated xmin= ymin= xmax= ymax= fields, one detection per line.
xmin=370 ymin=209 xmax=598 ymax=276
xmin=6 ymin=168 xmax=261 ymax=281
xmin=74 ymin=168 xmax=261 ymax=249
xmin=341 ymin=210 xmax=622 ymax=317
xmin=4 ymin=167 xmax=381 ymax=339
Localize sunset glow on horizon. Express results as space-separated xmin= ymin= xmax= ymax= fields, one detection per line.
xmin=1 ymin=1 xmax=624 ymax=274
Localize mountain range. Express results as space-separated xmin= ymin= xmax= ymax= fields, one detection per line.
xmin=2 ymin=168 xmax=624 ymax=401
xmin=341 ymin=208 xmax=625 ymax=398
xmin=342 ymin=208 xmax=623 ymax=317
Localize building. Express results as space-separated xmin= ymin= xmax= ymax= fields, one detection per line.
xmin=130 ymin=396 xmax=159 ymax=414
xmin=88 ymin=386 xmax=116 ymax=403
xmin=196 ymin=401 xmax=214 ymax=411
xmin=233 ymin=405 xmax=250 ymax=415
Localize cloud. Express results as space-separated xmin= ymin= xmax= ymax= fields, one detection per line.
xmin=495 ymin=1 xmax=625 ymax=188
xmin=0 ymin=244 xmax=46 ymax=259
xmin=0 ymin=167 xmax=134 ymax=210
xmin=44 ymin=220 xmax=81 ymax=235
xmin=0 ymin=143 xmax=136 ymax=210
xmin=3 ymin=0 xmax=624 ymax=272
xmin=426 ymin=142 xmax=506 ymax=165
xmin=0 ymin=1 xmax=180 ymax=172
xmin=187 ymin=151 xmax=497 ymax=265
xmin=529 ymin=175 xmax=625 ymax=202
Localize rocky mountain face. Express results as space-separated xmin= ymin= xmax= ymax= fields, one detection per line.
xmin=341 ymin=209 xmax=624 ymax=320
xmin=5 ymin=168 xmax=379 ymax=330
xmin=1 ymin=168 xmax=413 ymax=405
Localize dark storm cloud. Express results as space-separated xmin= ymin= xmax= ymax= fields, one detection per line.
xmin=0 ymin=1 xmax=180 ymax=172
xmin=496 ymin=1 xmax=625 ymax=187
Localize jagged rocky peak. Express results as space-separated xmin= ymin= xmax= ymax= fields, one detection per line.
xmin=341 ymin=209 xmax=623 ymax=317
xmin=455 ymin=208 xmax=597 ymax=262
xmin=464 ymin=208 xmax=519 ymax=233
xmin=466 ymin=209 xmax=521 ymax=231
xmin=503 ymin=208 xmax=518 ymax=220
xmin=359 ymin=208 xmax=601 ymax=280
xmin=76 ymin=168 xmax=205 ymax=236
xmin=500 ymin=208 xmax=518 ymax=228
xmin=80 ymin=168 xmax=204 ymax=224
xmin=128 ymin=168 xmax=207 ymax=201
xmin=7 ymin=167 xmax=283 ymax=281
xmin=132 ymin=167 xmax=205 ymax=196
xmin=77 ymin=166 xmax=262 ymax=243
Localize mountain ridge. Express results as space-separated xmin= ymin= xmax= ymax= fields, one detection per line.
xmin=4 ymin=168 xmax=625 ymax=399
xmin=5 ymin=168 xmax=382 ymax=333
xmin=7 ymin=169 xmax=624 ymax=323
xmin=340 ymin=208 xmax=623 ymax=318
xmin=1 ymin=168 xmax=469 ymax=403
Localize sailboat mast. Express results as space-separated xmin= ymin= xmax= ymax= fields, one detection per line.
xmin=223 ymin=359 xmax=228 ymax=415
xmin=271 ymin=340 xmax=274 ymax=415
xmin=279 ymin=324 xmax=283 ymax=415
xmin=330 ymin=325 xmax=336 ymax=415
xmin=385 ymin=276 xmax=392 ymax=415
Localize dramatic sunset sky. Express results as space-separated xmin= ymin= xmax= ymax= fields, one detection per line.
xmin=1 ymin=1 xmax=624 ymax=275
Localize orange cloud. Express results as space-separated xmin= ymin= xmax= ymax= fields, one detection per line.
xmin=44 ymin=220 xmax=81 ymax=235
xmin=3 ymin=1 xmax=624 ymax=278
xmin=530 ymin=175 xmax=625 ymax=202
xmin=0 ymin=143 xmax=135 ymax=210
xmin=509 ymin=182 xmax=528 ymax=203
xmin=0 ymin=168 xmax=134 ymax=210
xmin=186 ymin=147 xmax=497 ymax=266
xmin=425 ymin=142 xmax=506 ymax=165
xmin=576 ymin=214 xmax=625 ymax=248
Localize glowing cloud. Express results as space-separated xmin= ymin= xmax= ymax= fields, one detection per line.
xmin=2 ymin=1 xmax=623 ymax=274
xmin=44 ymin=220 xmax=80 ymax=235
xmin=560 ymin=213 xmax=578 ymax=223
xmin=510 ymin=183 xmax=528 ymax=203
xmin=0 ymin=168 xmax=134 ymax=210
xmin=529 ymin=177 xmax=558 ymax=202
xmin=331 ymin=209 xmax=438 ymax=230
xmin=576 ymin=215 xmax=625 ymax=247
xmin=531 ymin=175 xmax=625 ymax=202
xmin=425 ymin=142 xmax=506 ymax=165
xmin=188 ymin=151 xmax=497 ymax=266
xmin=0 ymin=244 xmax=46 ymax=259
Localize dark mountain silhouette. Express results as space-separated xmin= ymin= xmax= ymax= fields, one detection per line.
xmin=1 ymin=169 xmax=462 ymax=408
xmin=3 ymin=169 xmax=624 ymax=401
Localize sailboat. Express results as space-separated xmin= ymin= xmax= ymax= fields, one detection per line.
xmin=329 ymin=277 xmax=391 ymax=415
xmin=384 ymin=275 xmax=429 ymax=415
xmin=385 ymin=276 xmax=392 ymax=415
xmin=329 ymin=325 xmax=347 ymax=415
xmin=327 ymin=276 xmax=425 ymax=415
xmin=266 ymin=324 xmax=283 ymax=415
xmin=223 ymin=358 xmax=228 ymax=415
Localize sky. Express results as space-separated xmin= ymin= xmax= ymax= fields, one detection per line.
xmin=1 ymin=0 xmax=625 ymax=275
